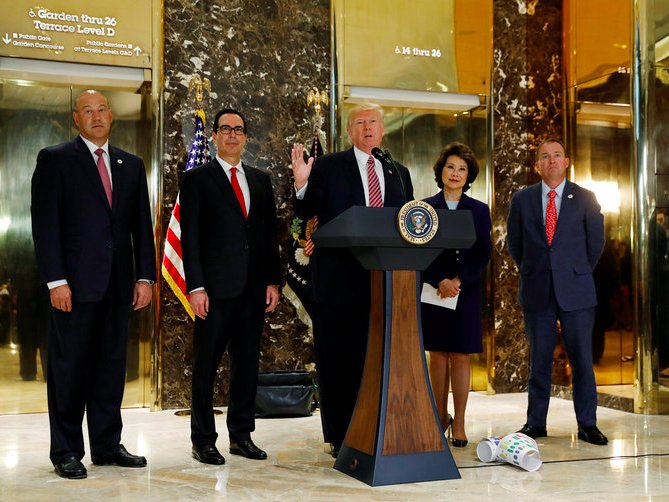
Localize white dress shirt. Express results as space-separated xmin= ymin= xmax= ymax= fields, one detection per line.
xmin=217 ymin=155 xmax=250 ymax=215
xmin=541 ymin=178 xmax=566 ymax=223
xmin=295 ymin=146 xmax=386 ymax=205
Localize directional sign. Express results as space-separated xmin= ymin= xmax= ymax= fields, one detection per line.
xmin=0 ymin=1 xmax=153 ymax=68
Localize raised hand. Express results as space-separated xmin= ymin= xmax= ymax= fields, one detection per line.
xmin=291 ymin=143 xmax=314 ymax=190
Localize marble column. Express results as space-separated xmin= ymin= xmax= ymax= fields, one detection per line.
xmin=491 ymin=0 xmax=564 ymax=392
xmin=159 ymin=0 xmax=330 ymax=409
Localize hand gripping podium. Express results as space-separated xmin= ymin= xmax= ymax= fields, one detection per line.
xmin=312 ymin=205 xmax=475 ymax=486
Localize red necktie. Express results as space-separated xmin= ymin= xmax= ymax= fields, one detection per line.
xmin=230 ymin=167 xmax=247 ymax=218
xmin=546 ymin=190 xmax=557 ymax=245
xmin=95 ymin=148 xmax=112 ymax=207
xmin=367 ymin=156 xmax=383 ymax=207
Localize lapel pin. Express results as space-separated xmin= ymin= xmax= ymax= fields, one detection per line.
xmin=567 ymin=194 xmax=573 ymax=199
xmin=117 ymin=159 xmax=123 ymax=164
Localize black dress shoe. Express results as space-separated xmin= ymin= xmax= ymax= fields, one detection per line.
xmin=330 ymin=444 xmax=340 ymax=458
xmin=517 ymin=424 xmax=548 ymax=439
xmin=54 ymin=456 xmax=87 ymax=479
xmin=92 ymin=444 xmax=147 ymax=467
xmin=229 ymin=439 xmax=267 ymax=460
xmin=578 ymin=425 xmax=608 ymax=445
xmin=192 ymin=444 xmax=226 ymax=465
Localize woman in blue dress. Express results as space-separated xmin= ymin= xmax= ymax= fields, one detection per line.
xmin=421 ymin=142 xmax=492 ymax=447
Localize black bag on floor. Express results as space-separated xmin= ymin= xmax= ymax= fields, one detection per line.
xmin=255 ymin=370 xmax=316 ymax=418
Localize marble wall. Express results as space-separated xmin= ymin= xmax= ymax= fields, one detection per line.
xmin=157 ymin=0 xmax=569 ymax=409
xmin=490 ymin=0 xmax=565 ymax=392
xmin=159 ymin=0 xmax=330 ymax=409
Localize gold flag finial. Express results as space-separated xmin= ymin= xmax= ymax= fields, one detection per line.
xmin=189 ymin=75 xmax=211 ymax=105
xmin=307 ymin=88 xmax=328 ymax=116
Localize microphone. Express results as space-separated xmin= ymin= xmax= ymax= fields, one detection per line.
xmin=371 ymin=147 xmax=407 ymax=204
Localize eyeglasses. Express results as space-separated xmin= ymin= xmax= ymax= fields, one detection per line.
xmin=216 ymin=125 xmax=246 ymax=135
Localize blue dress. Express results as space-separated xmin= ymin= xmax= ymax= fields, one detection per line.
xmin=420 ymin=192 xmax=492 ymax=353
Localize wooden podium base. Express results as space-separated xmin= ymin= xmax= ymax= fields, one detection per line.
xmin=334 ymin=270 xmax=460 ymax=486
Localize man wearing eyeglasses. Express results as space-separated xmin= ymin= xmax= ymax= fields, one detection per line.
xmin=180 ymin=108 xmax=281 ymax=465
xmin=31 ymin=90 xmax=156 ymax=479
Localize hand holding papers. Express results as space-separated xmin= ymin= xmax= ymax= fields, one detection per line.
xmin=420 ymin=282 xmax=459 ymax=310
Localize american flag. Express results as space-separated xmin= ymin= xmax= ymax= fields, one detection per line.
xmin=161 ymin=109 xmax=210 ymax=319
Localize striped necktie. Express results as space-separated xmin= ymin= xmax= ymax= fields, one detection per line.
xmin=367 ymin=156 xmax=383 ymax=207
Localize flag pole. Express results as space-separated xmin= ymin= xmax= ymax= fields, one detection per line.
xmin=284 ymin=88 xmax=329 ymax=323
xmin=161 ymin=75 xmax=212 ymax=321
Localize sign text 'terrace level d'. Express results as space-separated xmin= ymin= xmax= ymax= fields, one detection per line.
xmin=0 ymin=1 xmax=153 ymax=69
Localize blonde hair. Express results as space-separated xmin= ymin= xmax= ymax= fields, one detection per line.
xmin=346 ymin=103 xmax=385 ymax=129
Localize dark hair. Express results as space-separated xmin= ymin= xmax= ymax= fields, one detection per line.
xmin=433 ymin=142 xmax=479 ymax=192
xmin=535 ymin=137 xmax=567 ymax=160
xmin=213 ymin=108 xmax=248 ymax=134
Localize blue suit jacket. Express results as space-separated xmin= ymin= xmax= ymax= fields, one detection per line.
xmin=506 ymin=180 xmax=604 ymax=313
xmin=293 ymin=147 xmax=414 ymax=304
xmin=31 ymin=136 xmax=156 ymax=303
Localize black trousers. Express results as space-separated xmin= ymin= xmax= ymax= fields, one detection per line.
xmin=312 ymin=301 xmax=369 ymax=448
xmin=47 ymin=286 xmax=130 ymax=464
xmin=190 ymin=291 xmax=265 ymax=446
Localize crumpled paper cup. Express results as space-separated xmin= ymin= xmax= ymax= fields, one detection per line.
xmin=476 ymin=435 xmax=505 ymax=462
xmin=496 ymin=433 xmax=542 ymax=472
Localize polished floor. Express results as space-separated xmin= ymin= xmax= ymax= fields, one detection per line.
xmin=1 ymin=393 xmax=668 ymax=501
xmin=0 ymin=325 xmax=636 ymax=415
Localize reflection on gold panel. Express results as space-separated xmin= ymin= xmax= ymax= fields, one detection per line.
xmin=334 ymin=0 xmax=492 ymax=95
xmin=567 ymin=0 xmax=630 ymax=87
xmin=0 ymin=79 xmax=154 ymax=415
xmin=454 ymin=0 xmax=492 ymax=95
xmin=341 ymin=0 xmax=458 ymax=92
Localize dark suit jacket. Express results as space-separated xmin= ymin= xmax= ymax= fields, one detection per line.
xmin=293 ymin=147 xmax=414 ymax=304
xmin=31 ymin=136 xmax=156 ymax=303
xmin=421 ymin=192 xmax=492 ymax=353
xmin=507 ymin=180 xmax=604 ymax=313
xmin=180 ymin=159 xmax=281 ymax=300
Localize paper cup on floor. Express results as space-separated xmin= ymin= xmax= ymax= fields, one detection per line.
xmin=497 ymin=433 xmax=542 ymax=472
xmin=476 ymin=435 xmax=504 ymax=462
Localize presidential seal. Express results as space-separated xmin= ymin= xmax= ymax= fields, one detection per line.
xmin=397 ymin=200 xmax=439 ymax=244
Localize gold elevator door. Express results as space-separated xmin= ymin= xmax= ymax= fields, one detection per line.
xmin=0 ymin=75 xmax=155 ymax=415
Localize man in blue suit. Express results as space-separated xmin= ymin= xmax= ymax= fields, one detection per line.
xmin=290 ymin=103 xmax=413 ymax=457
xmin=507 ymin=138 xmax=608 ymax=445
xmin=31 ymin=90 xmax=156 ymax=478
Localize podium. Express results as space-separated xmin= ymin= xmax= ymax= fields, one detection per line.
xmin=312 ymin=206 xmax=476 ymax=486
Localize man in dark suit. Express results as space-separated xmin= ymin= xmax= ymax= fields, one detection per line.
xmin=507 ymin=138 xmax=608 ymax=445
xmin=290 ymin=103 xmax=414 ymax=457
xmin=180 ymin=108 xmax=281 ymax=465
xmin=31 ymin=90 xmax=156 ymax=479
